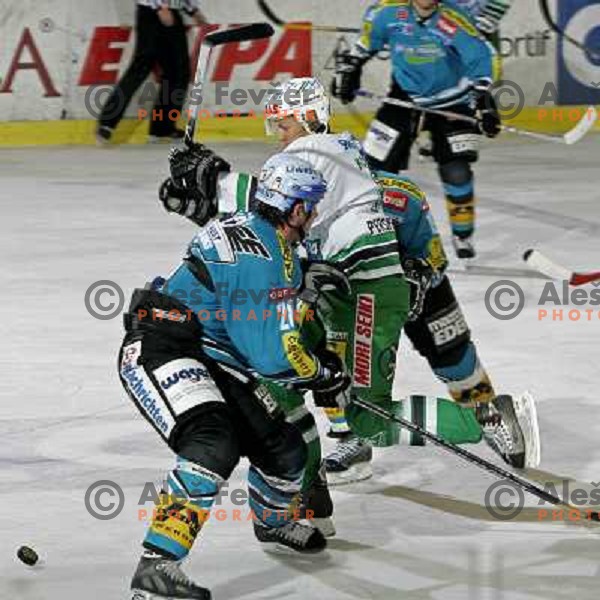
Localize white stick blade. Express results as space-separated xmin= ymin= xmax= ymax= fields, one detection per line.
xmin=564 ymin=106 xmax=598 ymax=145
xmin=523 ymin=249 xmax=572 ymax=281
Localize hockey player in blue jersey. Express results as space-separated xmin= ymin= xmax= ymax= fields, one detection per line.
xmin=118 ymin=153 xmax=351 ymax=600
xmin=332 ymin=0 xmax=503 ymax=259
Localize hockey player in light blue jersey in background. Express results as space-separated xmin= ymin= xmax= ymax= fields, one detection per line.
xmin=118 ymin=153 xmax=351 ymax=600
xmin=332 ymin=0 xmax=503 ymax=259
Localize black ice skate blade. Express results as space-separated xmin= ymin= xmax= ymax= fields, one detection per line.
xmin=259 ymin=542 xmax=328 ymax=558
xmin=131 ymin=588 xmax=211 ymax=600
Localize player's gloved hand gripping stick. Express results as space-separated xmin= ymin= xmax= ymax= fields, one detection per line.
xmin=159 ymin=24 xmax=274 ymax=218
xmin=356 ymin=89 xmax=598 ymax=146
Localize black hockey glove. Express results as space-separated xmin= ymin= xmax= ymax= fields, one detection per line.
xmin=331 ymin=50 xmax=364 ymax=105
xmin=299 ymin=262 xmax=351 ymax=306
xmin=158 ymin=177 xmax=218 ymax=226
xmin=169 ymin=142 xmax=231 ymax=203
xmin=311 ymin=349 xmax=351 ymax=409
xmin=475 ymin=83 xmax=502 ymax=138
xmin=402 ymin=257 xmax=435 ymax=322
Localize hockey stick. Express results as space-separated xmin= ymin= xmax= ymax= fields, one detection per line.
xmin=185 ymin=23 xmax=275 ymax=147
xmin=357 ymin=90 xmax=598 ymax=145
xmin=256 ymin=0 xmax=360 ymax=33
xmin=523 ymin=249 xmax=600 ymax=287
xmin=539 ymin=0 xmax=600 ymax=61
xmin=353 ymin=397 xmax=600 ymax=520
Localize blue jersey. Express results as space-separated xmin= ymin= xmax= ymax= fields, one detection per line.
xmin=448 ymin=0 xmax=481 ymax=18
xmin=356 ymin=0 xmax=495 ymax=107
xmin=376 ymin=171 xmax=448 ymax=281
xmin=162 ymin=213 xmax=321 ymax=386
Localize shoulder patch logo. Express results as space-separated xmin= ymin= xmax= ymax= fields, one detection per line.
xmin=438 ymin=15 xmax=458 ymax=36
xmin=383 ymin=189 xmax=408 ymax=212
xmin=378 ymin=176 xmax=426 ymax=203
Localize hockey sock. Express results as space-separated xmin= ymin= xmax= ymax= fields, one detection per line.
xmin=443 ymin=178 xmax=475 ymax=239
xmin=143 ymin=459 xmax=223 ymax=560
xmin=248 ymin=465 xmax=303 ymax=529
xmin=399 ymin=395 xmax=482 ymax=445
xmin=260 ymin=382 xmax=323 ymax=493
xmin=324 ymin=407 xmax=352 ymax=435
xmin=285 ymin=402 xmax=322 ymax=490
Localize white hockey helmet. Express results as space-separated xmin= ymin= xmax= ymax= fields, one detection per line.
xmin=255 ymin=153 xmax=327 ymax=214
xmin=265 ymin=77 xmax=331 ymax=136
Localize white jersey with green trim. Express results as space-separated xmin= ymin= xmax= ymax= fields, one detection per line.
xmin=282 ymin=133 xmax=402 ymax=280
xmin=282 ymin=132 xmax=380 ymax=231
xmin=215 ymin=132 xmax=403 ymax=281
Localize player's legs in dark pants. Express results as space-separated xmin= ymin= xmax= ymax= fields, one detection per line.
xmin=151 ymin=11 xmax=190 ymax=137
xmin=119 ymin=329 xmax=307 ymax=560
xmin=98 ymin=6 xmax=159 ymax=132
xmin=210 ymin=368 xmax=307 ymax=529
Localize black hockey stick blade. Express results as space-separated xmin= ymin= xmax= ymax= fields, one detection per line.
xmin=205 ymin=23 xmax=274 ymax=47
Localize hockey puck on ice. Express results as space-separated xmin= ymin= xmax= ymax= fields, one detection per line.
xmin=17 ymin=546 xmax=39 ymax=566
xmin=523 ymin=249 xmax=533 ymax=261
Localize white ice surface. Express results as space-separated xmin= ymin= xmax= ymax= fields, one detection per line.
xmin=1 ymin=136 xmax=599 ymax=599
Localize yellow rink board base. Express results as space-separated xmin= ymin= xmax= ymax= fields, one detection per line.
xmin=0 ymin=106 xmax=598 ymax=146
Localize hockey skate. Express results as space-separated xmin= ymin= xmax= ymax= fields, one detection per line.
xmin=452 ymin=235 xmax=476 ymax=260
xmin=130 ymin=554 xmax=211 ymax=600
xmin=299 ymin=466 xmax=336 ymax=537
xmin=96 ymin=125 xmax=113 ymax=146
xmin=476 ymin=394 xmax=540 ymax=469
xmin=253 ymin=520 xmax=327 ymax=554
xmin=324 ymin=433 xmax=373 ymax=486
